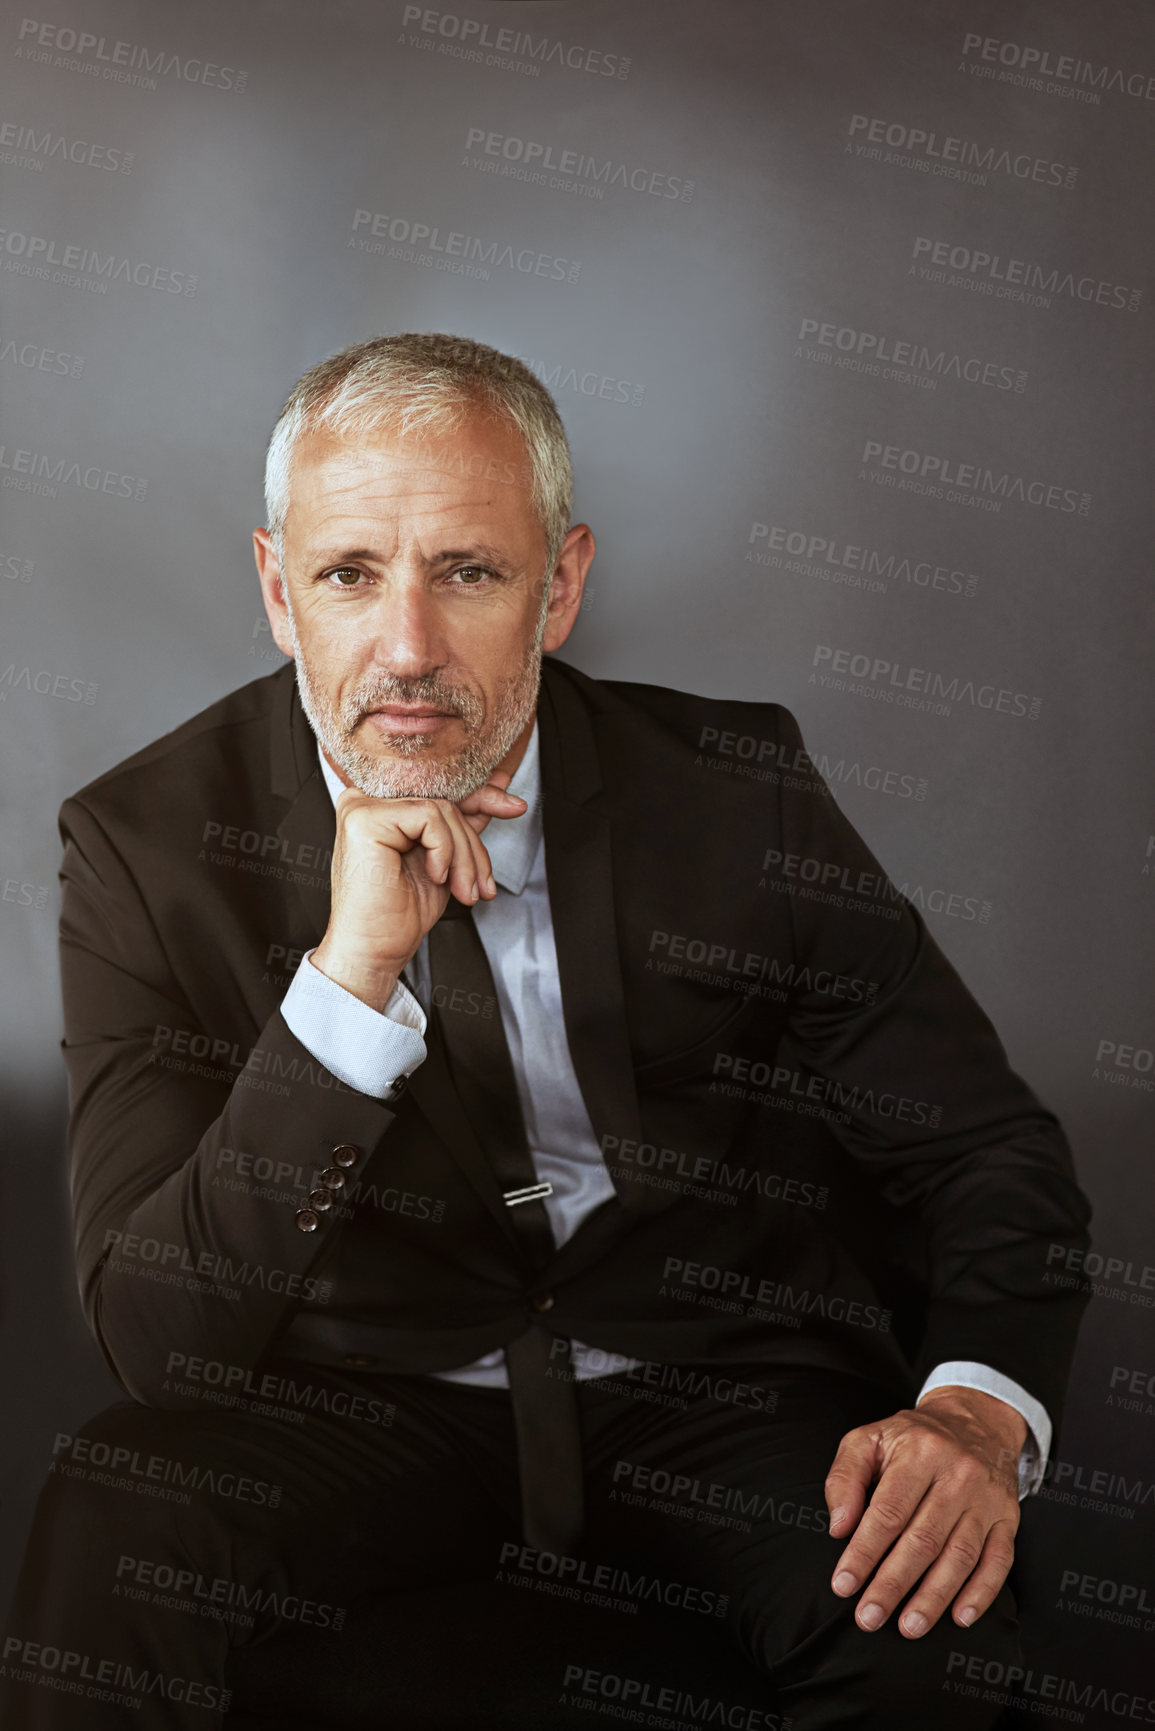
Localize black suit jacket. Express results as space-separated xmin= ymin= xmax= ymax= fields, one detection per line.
xmin=58 ymin=657 xmax=1091 ymax=1427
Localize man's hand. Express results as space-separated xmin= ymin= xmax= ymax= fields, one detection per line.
xmin=824 ymin=1386 xmax=1026 ymax=1639
xmin=310 ymin=770 xmax=527 ymax=1011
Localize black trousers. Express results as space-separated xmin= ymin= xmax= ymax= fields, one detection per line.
xmin=2 ymin=1358 xmax=1020 ymax=1729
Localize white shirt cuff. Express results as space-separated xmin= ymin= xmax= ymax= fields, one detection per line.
xmin=917 ymin=1361 xmax=1052 ymax=1500
xmin=279 ymin=948 xmax=427 ymax=1099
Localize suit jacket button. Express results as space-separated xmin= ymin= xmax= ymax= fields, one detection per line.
xmin=295 ymin=1208 xmax=321 ymax=1233
xmin=318 ymin=1167 xmax=346 ymax=1192
xmin=331 ymin=1144 xmax=359 ymax=1168
xmin=529 ymin=1289 xmax=555 ymax=1313
xmin=344 ymin=1354 xmax=376 ymax=1369
xmin=307 ymin=1188 xmax=334 ymax=1211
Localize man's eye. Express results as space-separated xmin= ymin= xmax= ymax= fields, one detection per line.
xmin=326 ymin=568 xmax=365 ymax=588
xmin=451 ymin=566 xmax=493 ymax=586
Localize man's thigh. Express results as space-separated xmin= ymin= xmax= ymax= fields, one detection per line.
xmin=577 ymin=1365 xmax=1021 ymax=1730
xmin=2 ymin=1362 xmax=521 ymax=1728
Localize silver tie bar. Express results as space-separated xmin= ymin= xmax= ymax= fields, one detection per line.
xmin=503 ymin=1181 xmax=554 ymax=1207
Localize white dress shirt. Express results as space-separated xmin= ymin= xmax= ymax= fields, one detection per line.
xmin=279 ymin=723 xmax=1049 ymax=1495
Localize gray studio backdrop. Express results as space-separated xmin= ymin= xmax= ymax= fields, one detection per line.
xmin=2 ymin=0 xmax=1153 ymax=1713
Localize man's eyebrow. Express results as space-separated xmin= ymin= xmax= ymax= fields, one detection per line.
xmin=307 ymin=543 xmax=518 ymax=570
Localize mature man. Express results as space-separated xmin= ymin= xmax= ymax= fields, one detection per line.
xmin=4 ymin=334 xmax=1091 ymax=1729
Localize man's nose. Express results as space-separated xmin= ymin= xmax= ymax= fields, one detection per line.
xmin=369 ymin=580 xmax=448 ymax=675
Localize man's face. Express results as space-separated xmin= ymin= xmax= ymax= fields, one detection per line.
xmin=253 ymin=411 xmax=592 ymax=800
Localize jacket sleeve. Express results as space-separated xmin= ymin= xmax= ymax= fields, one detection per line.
xmin=59 ymin=794 xmax=399 ymax=1406
xmin=773 ymin=708 xmax=1092 ymax=1432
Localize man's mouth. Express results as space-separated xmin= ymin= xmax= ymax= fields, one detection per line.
xmin=363 ymin=705 xmax=459 ymax=735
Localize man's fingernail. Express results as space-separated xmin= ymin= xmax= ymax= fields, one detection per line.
xmin=829 ymin=1507 xmax=847 ymax=1529
xmin=832 ymin=1571 xmax=857 ymax=1596
xmin=486 ymin=874 xmax=496 ymax=895
xmin=858 ymin=1603 xmax=884 ymax=1631
xmin=957 ymin=1606 xmax=977 ymax=1627
xmin=902 ymin=1611 xmax=927 ymax=1638
xmin=470 ymin=881 xmax=479 ymax=902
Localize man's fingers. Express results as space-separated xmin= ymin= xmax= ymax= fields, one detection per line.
xmin=830 ymin=1463 xmax=932 ymax=1604
xmin=857 ymin=1506 xmax=979 ymax=1635
xmin=950 ymin=1521 xmax=1017 ymax=1631
xmin=825 ymin=1426 xmax=879 ymax=1544
xmin=460 ymin=777 xmax=527 ymax=836
xmin=892 ymin=1513 xmax=996 ymax=1638
xmin=435 ymin=802 xmax=492 ymax=903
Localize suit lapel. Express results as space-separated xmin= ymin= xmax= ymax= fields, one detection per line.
xmin=537 ymin=665 xmax=652 ymax=1220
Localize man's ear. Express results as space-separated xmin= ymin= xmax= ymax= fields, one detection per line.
xmin=542 ymin=523 xmax=596 ymax=654
xmin=253 ymin=528 xmax=295 ymax=657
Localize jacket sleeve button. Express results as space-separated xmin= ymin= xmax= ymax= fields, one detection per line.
xmin=295 ymin=1208 xmax=321 ymax=1233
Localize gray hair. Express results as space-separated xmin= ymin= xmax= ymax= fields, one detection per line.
xmin=263 ymin=333 xmax=573 ymax=574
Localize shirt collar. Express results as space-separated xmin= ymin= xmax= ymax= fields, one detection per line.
xmin=316 ymin=720 xmax=542 ymax=896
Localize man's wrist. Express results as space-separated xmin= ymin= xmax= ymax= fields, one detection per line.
xmin=916 ymin=1384 xmax=1029 ymax=1457
xmin=309 ymin=943 xmax=398 ymax=1013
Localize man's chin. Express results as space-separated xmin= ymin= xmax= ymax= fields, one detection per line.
xmin=334 ymin=741 xmax=492 ymax=803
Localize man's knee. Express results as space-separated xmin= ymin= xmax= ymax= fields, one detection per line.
xmin=842 ymin=1588 xmax=1022 ymax=1725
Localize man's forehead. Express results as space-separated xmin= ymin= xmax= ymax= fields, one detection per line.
xmin=287 ymin=423 xmax=538 ymax=558
xmin=295 ymin=414 xmax=527 ymax=479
